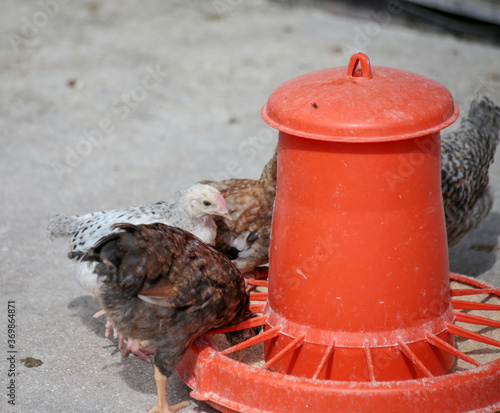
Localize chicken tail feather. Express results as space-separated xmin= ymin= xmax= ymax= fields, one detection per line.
xmin=46 ymin=214 xmax=79 ymax=241
xmin=462 ymin=96 xmax=500 ymax=157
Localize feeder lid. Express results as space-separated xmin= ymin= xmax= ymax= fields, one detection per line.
xmin=261 ymin=53 xmax=459 ymax=142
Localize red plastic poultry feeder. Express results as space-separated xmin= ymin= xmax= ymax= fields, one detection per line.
xmin=177 ymin=53 xmax=500 ymax=412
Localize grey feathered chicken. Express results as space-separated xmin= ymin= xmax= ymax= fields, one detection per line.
xmin=82 ymin=223 xmax=252 ymax=413
xmin=442 ymin=96 xmax=500 ymax=246
xmin=47 ymin=184 xmax=229 ymax=360
xmin=201 ymin=148 xmax=277 ymax=274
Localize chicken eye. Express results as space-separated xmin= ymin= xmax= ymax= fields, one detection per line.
xmin=203 ymin=201 xmax=211 ymax=207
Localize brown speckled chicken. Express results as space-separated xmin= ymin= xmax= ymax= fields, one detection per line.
xmin=82 ymin=223 xmax=252 ymax=413
xmin=442 ymin=96 xmax=500 ymax=246
xmin=201 ymin=148 xmax=277 ymax=273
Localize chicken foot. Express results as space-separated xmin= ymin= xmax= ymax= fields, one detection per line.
xmin=148 ymin=366 xmax=189 ymax=413
xmin=94 ymin=310 xmax=154 ymax=361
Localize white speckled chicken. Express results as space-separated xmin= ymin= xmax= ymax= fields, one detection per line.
xmin=442 ymin=96 xmax=500 ymax=246
xmin=201 ymin=148 xmax=277 ymax=274
xmin=47 ymin=184 xmax=229 ymax=360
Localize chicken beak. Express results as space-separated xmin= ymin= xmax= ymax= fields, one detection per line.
xmin=218 ymin=209 xmax=232 ymax=221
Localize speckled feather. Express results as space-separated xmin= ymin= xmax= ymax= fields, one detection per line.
xmin=441 ymin=96 xmax=500 ymax=246
xmin=47 ymin=184 xmax=227 ymax=294
xmin=201 ymin=148 xmax=277 ymax=273
xmin=82 ymin=223 xmax=252 ymax=378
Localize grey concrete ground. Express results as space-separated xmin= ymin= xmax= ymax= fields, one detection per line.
xmin=1 ymin=1 xmax=500 ymax=412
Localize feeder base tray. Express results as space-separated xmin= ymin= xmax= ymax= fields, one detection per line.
xmin=177 ymin=273 xmax=500 ymax=413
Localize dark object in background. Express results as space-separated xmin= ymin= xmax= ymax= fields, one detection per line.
xmin=405 ymin=0 xmax=500 ymax=26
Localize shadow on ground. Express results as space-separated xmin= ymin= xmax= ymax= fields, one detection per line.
xmin=66 ymin=295 xmax=216 ymax=412
xmin=449 ymin=211 xmax=500 ymax=280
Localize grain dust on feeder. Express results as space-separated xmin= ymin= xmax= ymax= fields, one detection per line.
xmin=177 ymin=53 xmax=500 ymax=413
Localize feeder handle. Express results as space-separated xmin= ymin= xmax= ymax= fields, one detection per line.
xmin=347 ymin=52 xmax=373 ymax=80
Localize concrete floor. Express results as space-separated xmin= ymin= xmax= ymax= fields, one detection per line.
xmin=1 ymin=1 xmax=500 ymax=412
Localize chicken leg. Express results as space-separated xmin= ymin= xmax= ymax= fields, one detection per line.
xmin=148 ymin=366 xmax=189 ymax=413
